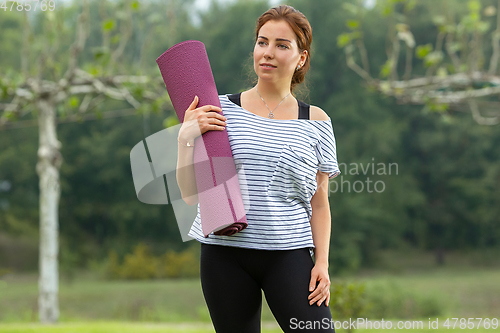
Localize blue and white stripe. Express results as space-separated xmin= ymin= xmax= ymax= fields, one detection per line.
xmin=188 ymin=94 xmax=340 ymax=256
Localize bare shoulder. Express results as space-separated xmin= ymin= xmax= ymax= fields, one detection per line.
xmin=309 ymin=105 xmax=330 ymax=121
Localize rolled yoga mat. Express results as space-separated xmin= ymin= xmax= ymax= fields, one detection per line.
xmin=156 ymin=40 xmax=248 ymax=238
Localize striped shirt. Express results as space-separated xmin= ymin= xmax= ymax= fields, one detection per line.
xmin=188 ymin=94 xmax=340 ymax=256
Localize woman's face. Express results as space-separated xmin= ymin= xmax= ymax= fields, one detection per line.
xmin=253 ymin=20 xmax=307 ymax=86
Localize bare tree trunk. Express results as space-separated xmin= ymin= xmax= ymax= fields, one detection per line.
xmin=35 ymin=96 xmax=63 ymax=323
xmin=0 ymin=0 xmax=159 ymax=323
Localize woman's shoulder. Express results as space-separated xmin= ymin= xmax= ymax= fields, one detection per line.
xmin=309 ymin=105 xmax=330 ymax=121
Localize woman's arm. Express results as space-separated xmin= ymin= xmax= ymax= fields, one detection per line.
xmin=310 ymin=170 xmax=331 ymax=266
xmin=175 ymin=96 xmax=226 ymax=206
xmin=176 ymin=137 xmax=199 ymax=206
xmin=308 ymin=170 xmax=332 ymax=307
xmin=309 ymin=104 xmax=333 ymax=266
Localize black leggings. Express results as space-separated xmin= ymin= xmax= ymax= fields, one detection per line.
xmin=200 ymin=243 xmax=336 ymax=333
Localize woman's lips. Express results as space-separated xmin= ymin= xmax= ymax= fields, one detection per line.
xmin=260 ymin=64 xmax=277 ymax=69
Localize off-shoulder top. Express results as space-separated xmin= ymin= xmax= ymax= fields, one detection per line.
xmin=187 ymin=94 xmax=341 ymax=256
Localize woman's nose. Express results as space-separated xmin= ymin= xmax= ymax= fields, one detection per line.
xmin=263 ymin=47 xmax=274 ymax=59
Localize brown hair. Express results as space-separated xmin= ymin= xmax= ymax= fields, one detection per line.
xmin=255 ymin=5 xmax=313 ymax=94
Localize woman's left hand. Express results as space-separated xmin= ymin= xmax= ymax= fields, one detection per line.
xmin=308 ymin=263 xmax=331 ymax=307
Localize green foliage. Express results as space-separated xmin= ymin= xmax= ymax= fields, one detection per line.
xmin=102 ymin=19 xmax=116 ymax=32
xmin=379 ymin=0 xmax=413 ymax=16
xmin=423 ymin=51 xmax=444 ymax=68
xmin=363 ymin=280 xmax=443 ymax=319
xmin=468 ymin=0 xmax=481 ymax=12
xmin=330 ymin=281 xmax=370 ymax=332
xmin=337 ymin=31 xmax=362 ymax=48
xmin=106 ymin=249 xmax=122 ymax=279
xmin=342 ymin=2 xmax=360 ymax=16
xmin=163 ymin=115 xmax=179 ymax=128
xmin=91 ymin=46 xmax=112 ymax=71
xmin=423 ymin=97 xmax=449 ymax=113
xmin=459 ymin=0 xmax=491 ymax=34
xmin=337 ymin=32 xmax=352 ymax=48
xmin=59 ymin=247 xmax=81 ymax=283
xmin=415 ymin=43 xmax=432 ymax=59
xmin=120 ymin=243 xmax=159 ymax=280
xmin=379 ymin=59 xmax=394 ymax=78
xmin=105 ymin=243 xmax=200 ymax=280
xmin=0 ymin=10 xmax=23 ymax=70
xmin=346 ymin=19 xmax=360 ymax=30
xmin=0 ymin=267 xmax=12 ymax=278
xmin=0 ymin=233 xmax=38 ymax=272
xmin=432 ymin=15 xmax=447 ymax=27
xmin=69 ymin=96 xmax=80 ymax=109
xmin=131 ymin=1 xmax=140 ymax=11
xmin=160 ymin=247 xmax=200 ymax=278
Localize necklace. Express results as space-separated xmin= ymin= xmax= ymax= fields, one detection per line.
xmin=255 ymin=87 xmax=291 ymax=119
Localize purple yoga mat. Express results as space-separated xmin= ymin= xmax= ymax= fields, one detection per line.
xmin=156 ymin=40 xmax=248 ymax=238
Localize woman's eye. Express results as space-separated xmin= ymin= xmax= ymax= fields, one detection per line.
xmin=258 ymin=41 xmax=266 ymax=46
xmin=279 ymin=44 xmax=289 ymax=49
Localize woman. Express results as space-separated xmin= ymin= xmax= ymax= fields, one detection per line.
xmin=177 ymin=5 xmax=340 ymax=333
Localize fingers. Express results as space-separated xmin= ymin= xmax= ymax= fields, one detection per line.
xmin=308 ymin=282 xmax=329 ymax=305
xmin=308 ymin=265 xmax=331 ymax=306
xmin=308 ymin=277 xmax=331 ymax=306
xmin=200 ymin=105 xmax=226 ymax=130
xmin=308 ymin=281 xmax=323 ymax=300
xmin=187 ymin=95 xmax=223 ymax=113
xmin=309 ymin=286 xmax=330 ymax=306
xmin=205 ymin=109 xmax=226 ymax=129
xmin=187 ymin=95 xmax=199 ymax=111
xmin=198 ymin=104 xmax=223 ymax=113
xmin=186 ymin=96 xmax=225 ymax=132
xmin=317 ymin=288 xmax=329 ymax=306
xmin=309 ymin=275 xmax=317 ymax=293
xmin=187 ymin=96 xmax=223 ymax=114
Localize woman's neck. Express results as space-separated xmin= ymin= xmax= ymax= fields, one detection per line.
xmin=254 ymin=81 xmax=292 ymax=103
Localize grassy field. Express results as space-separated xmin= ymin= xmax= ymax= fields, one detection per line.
xmin=0 ymin=322 xmax=280 ymax=333
xmin=0 ymin=248 xmax=499 ymax=332
xmin=0 ymin=320 xmax=499 ymax=333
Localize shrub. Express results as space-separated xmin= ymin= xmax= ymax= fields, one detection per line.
xmin=104 ymin=243 xmax=200 ymax=280
xmin=363 ymin=280 xmax=443 ymax=319
xmin=160 ymin=246 xmax=200 ymax=278
xmin=0 ymin=267 xmax=12 ymax=278
xmin=104 ymin=249 xmax=122 ymax=279
xmin=118 ymin=242 xmax=159 ymax=280
xmin=330 ymin=281 xmax=371 ymax=333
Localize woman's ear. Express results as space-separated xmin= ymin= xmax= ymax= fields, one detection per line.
xmin=300 ymin=50 xmax=308 ymax=66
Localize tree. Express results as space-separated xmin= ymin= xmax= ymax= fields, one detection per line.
xmin=0 ymin=0 xmax=168 ymax=323
xmin=338 ymin=0 xmax=500 ymax=125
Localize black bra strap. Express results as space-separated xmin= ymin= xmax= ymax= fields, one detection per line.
xmin=227 ymin=93 xmax=241 ymax=108
xmin=227 ymin=92 xmax=310 ymax=120
xmin=297 ymin=99 xmax=310 ymax=120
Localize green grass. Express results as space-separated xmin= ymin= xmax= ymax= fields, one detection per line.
xmin=0 ymin=322 xmax=278 ymax=333
xmin=0 ymin=273 xmax=282 ymax=323
xmin=1 ymin=248 xmax=499 ymax=332
xmin=358 ymin=269 xmax=500 ymax=318
xmin=0 ymin=320 xmax=498 ymax=333
xmin=353 ymin=249 xmax=500 ymax=319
